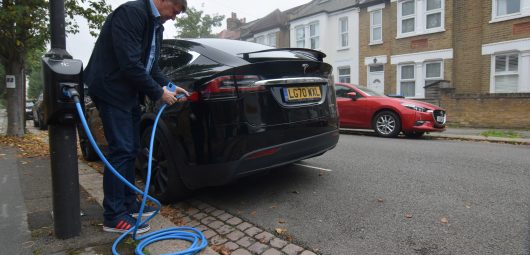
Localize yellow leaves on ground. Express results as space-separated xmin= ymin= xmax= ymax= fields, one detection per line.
xmin=0 ymin=133 xmax=50 ymax=158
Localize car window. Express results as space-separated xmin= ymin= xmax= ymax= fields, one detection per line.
xmin=335 ymin=85 xmax=354 ymax=98
xmin=159 ymin=47 xmax=199 ymax=70
xmin=354 ymin=85 xmax=384 ymax=96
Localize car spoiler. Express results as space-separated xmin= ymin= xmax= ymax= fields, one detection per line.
xmin=240 ymin=48 xmax=326 ymax=62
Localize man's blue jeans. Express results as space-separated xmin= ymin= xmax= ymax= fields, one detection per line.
xmin=93 ymin=98 xmax=141 ymax=223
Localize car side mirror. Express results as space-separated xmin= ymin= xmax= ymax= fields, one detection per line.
xmin=347 ymin=92 xmax=357 ymax=100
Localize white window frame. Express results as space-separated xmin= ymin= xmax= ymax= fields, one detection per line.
xmin=398 ymin=0 xmax=416 ymax=37
xmin=309 ymin=22 xmax=320 ymax=50
xmin=370 ymin=9 xmax=383 ymax=45
xmin=267 ymin=32 xmax=277 ymax=47
xmin=338 ymin=66 xmax=351 ymax=83
xmin=491 ymin=0 xmax=530 ymax=23
xmin=398 ymin=64 xmax=416 ymax=98
xmin=295 ymin=26 xmax=305 ymax=48
xmin=424 ymin=61 xmax=443 ymax=86
xmin=339 ymin=17 xmax=349 ymax=49
xmin=396 ymin=0 xmax=445 ymax=39
xmin=425 ymin=0 xmax=444 ymax=32
xmin=255 ymin=36 xmax=265 ymax=45
xmin=492 ymin=53 xmax=520 ymax=93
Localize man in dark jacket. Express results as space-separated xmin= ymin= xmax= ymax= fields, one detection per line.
xmin=84 ymin=0 xmax=188 ymax=233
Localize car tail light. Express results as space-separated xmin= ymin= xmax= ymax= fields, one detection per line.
xmin=200 ymin=75 xmax=263 ymax=100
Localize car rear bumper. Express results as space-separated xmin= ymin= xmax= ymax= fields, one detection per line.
xmin=180 ymin=129 xmax=339 ymax=189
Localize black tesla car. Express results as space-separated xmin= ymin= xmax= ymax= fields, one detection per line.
xmin=79 ymin=39 xmax=339 ymax=203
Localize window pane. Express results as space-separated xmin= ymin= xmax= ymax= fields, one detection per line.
xmin=495 ymin=56 xmax=507 ymax=72
xmin=372 ymin=11 xmax=382 ymax=25
xmin=427 ymin=0 xmax=441 ymax=10
xmin=508 ymin=54 xmax=518 ymax=71
xmin=310 ymin=23 xmax=319 ymax=36
xmin=495 ymin=75 xmax=518 ymax=92
xmin=402 ymin=1 xmax=415 ymax=16
xmin=311 ymin=37 xmax=319 ymax=49
xmin=401 ymin=65 xmax=415 ymax=79
xmin=339 ymin=76 xmax=351 ymax=83
xmin=296 ymin=28 xmax=304 ymax=40
xmin=426 ymin=62 xmax=441 ymax=78
xmin=373 ymin=27 xmax=382 ymax=41
xmin=402 ymin=18 xmax=415 ymax=33
xmin=370 ymin=65 xmax=384 ymax=72
xmin=497 ymin=0 xmax=521 ymax=16
xmin=426 ymin=13 xmax=441 ymax=29
xmin=401 ymin=82 xmax=416 ymax=97
xmin=340 ymin=18 xmax=348 ymax=32
xmin=342 ymin=34 xmax=348 ymax=47
xmin=339 ymin=67 xmax=350 ymax=75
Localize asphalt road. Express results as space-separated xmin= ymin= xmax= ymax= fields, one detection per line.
xmin=196 ymin=134 xmax=530 ymax=255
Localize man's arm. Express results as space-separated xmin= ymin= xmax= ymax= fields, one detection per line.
xmin=111 ymin=6 xmax=163 ymax=102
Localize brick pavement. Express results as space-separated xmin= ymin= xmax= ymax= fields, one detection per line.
xmin=163 ymin=199 xmax=318 ymax=255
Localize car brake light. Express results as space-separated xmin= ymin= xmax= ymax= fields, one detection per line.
xmin=200 ymin=75 xmax=263 ymax=100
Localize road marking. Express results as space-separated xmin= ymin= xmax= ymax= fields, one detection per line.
xmin=294 ymin=163 xmax=333 ymax=172
xmin=1 ymin=204 xmax=8 ymax=218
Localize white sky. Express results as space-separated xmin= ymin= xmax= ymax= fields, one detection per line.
xmin=66 ymin=0 xmax=311 ymax=65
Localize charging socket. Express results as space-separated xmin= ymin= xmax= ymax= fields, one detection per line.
xmin=42 ymin=56 xmax=84 ymax=125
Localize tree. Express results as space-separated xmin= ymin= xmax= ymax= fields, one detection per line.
xmin=174 ymin=7 xmax=224 ymax=38
xmin=26 ymin=47 xmax=46 ymax=100
xmin=0 ymin=0 xmax=111 ymax=136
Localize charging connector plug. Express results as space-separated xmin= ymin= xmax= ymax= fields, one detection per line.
xmin=61 ymin=83 xmax=80 ymax=103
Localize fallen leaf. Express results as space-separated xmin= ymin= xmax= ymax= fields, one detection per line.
xmin=270 ymin=204 xmax=277 ymax=209
xmin=405 ymin=214 xmax=413 ymax=219
xmin=21 ymin=161 xmax=28 ymax=165
xmin=377 ymin=198 xmax=384 ymax=203
xmin=275 ymin=228 xmax=287 ymax=235
xmin=440 ymin=217 xmax=449 ymax=224
xmin=278 ymin=219 xmax=286 ymax=224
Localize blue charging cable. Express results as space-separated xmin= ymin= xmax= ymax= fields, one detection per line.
xmin=66 ymin=84 xmax=207 ymax=255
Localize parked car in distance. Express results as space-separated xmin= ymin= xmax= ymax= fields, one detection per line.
xmin=32 ymin=93 xmax=48 ymax=130
xmin=25 ymin=101 xmax=34 ymax=120
xmin=80 ymin=39 xmax=340 ymax=203
xmin=335 ymin=83 xmax=446 ymax=138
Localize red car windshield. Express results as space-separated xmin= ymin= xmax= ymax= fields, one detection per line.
xmin=354 ymin=85 xmax=385 ymax=97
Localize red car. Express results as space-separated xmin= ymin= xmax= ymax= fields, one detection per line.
xmin=335 ymin=83 xmax=446 ymax=138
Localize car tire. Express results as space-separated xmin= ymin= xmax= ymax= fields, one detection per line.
xmin=373 ymin=110 xmax=401 ymax=138
xmin=135 ymin=125 xmax=191 ymax=204
xmin=38 ymin=115 xmax=48 ymax=130
xmin=404 ymin=132 xmax=425 ymax=138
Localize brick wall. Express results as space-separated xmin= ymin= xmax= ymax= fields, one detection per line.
xmin=440 ymin=90 xmax=530 ymax=128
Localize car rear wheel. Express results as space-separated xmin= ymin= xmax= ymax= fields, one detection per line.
xmin=135 ymin=125 xmax=190 ymax=204
xmin=373 ymin=111 xmax=401 ymax=138
xmin=404 ymin=131 xmax=425 ymax=138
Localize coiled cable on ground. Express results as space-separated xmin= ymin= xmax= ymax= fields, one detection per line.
xmin=70 ymin=92 xmax=207 ymax=255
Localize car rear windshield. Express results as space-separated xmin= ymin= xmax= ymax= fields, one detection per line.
xmin=189 ymin=39 xmax=311 ymax=60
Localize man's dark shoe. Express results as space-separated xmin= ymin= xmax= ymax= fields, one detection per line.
xmin=103 ymin=214 xmax=150 ymax=234
xmin=129 ymin=202 xmax=157 ymax=217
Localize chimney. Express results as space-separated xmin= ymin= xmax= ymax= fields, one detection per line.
xmin=227 ymin=12 xmax=245 ymax=30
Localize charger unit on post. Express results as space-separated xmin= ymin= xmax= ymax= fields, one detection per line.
xmin=43 ymin=0 xmax=84 ymax=239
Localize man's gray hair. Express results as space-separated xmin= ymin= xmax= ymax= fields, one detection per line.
xmin=172 ymin=0 xmax=187 ymax=12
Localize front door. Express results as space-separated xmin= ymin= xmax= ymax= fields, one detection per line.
xmin=368 ymin=64 xmax=384 ymax=94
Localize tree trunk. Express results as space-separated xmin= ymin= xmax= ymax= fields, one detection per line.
xmin=6 ymin=58 xmax=25 ymax=137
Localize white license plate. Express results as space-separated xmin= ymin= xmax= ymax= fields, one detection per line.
xmin=437 ymin=116 xmax=445 ymax=122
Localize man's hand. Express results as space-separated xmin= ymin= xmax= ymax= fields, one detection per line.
xmin=161 ymin=86 xmax=190 ymax=105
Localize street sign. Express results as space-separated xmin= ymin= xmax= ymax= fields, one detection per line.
xmin=6 ymin=75 xmax=15 ymax=88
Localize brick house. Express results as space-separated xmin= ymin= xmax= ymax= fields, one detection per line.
xmin=357 ymin=0 xmax=530 ymax=128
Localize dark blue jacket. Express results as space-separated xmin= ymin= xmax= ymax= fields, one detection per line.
xmin=84 ymin=0 xmax=169 ymax=111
